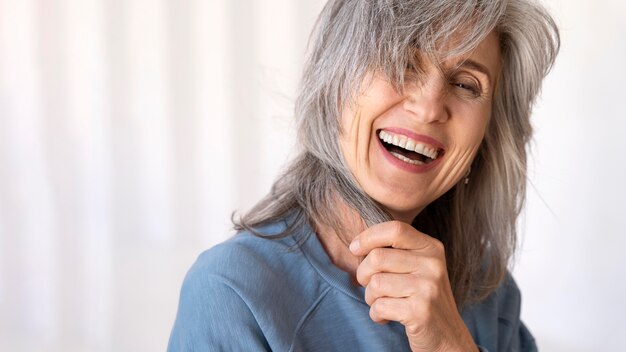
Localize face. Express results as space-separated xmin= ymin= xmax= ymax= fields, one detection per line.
xmin=339 ymin=32 xmax=501 ymax=223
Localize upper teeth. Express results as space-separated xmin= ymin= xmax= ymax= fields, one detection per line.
xmin=378 ymin=130 xmax=439 ymax=159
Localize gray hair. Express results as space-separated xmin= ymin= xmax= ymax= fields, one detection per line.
xmin=234 ymin=0 xmax=559 ymax=307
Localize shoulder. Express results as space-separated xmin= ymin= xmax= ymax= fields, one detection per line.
xmin=170 ymin=221 xmax=331 ymax=351
xmin=168 ymin=265 xmax=271 ymax=351
xmin=191 ymin=222 xmax=309 ymax=291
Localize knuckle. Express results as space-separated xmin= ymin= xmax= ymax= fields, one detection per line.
xmin=369 ymin=302 xmax=379 ymax=320
xmin=405 ymin=323 xmax=417 ymax=335
xmin=432 ymin=262 xmax=447 ymax=280
xmin=410 ymin=297 xmax=429 ymax=322
xmin=423 ymin=257 xmax=446 ymax=280
xmin=430 ymin=238 xmax=445 ymax=254
xmin=405 ymin=299 xmax=427 ymax=334
xmin=389 ymin=220 xmax=405 ymax=237
xmin=369 ymin=248 xmax=387 ymax=267
xmin=368 ymin=308 xmax=375 ymax=321
xmin=364 ymin=286 xmax=374 ymax=305
xmin=369 ymin=305 xmax=379 ymax=321
xmin=370 ymin=273 xmax=384 ymax=292
xmin=371 ymin=299 xmax=386 ymax=316
xmin=355 ymin=265 xmax=368 ymax=286
xmin=406 ymin=320 xmax=424 ymax=336
xmin=422 ymin=280 xmax=440 ymax=300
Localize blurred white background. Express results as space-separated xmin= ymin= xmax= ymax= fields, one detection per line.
xmin=0 ymin=0 xmax=624 ymax=351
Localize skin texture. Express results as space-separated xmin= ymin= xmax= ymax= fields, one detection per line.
xmin=317 ymin=32 xmax=501 ymax=351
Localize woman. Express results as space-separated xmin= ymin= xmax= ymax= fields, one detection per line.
xmin=169 ymin=0 xmax=559 ymax=351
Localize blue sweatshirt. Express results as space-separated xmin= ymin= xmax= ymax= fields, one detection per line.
xmin=168 ymin=220 xmax=537 ymax=351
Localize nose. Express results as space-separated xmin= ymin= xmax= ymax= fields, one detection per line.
xmin=402 ymin=76 xmax=449 ymax=124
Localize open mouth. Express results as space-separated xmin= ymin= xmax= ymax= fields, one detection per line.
xmin=377 ymin=129 xmax=444 ymax=165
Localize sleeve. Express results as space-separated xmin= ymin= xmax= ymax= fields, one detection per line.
xmin=167 ymin=266 xmax=271 ymax=352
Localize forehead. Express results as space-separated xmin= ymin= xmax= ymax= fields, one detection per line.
xmin=409 ymin=31 xmax=501 ymax=78
xmin=411 ymin=31 xmax=501 ymax=90
xmin=463 ymin=31 xmax=501 ymax=71
xmin=444 ymin=31 xmax=502 ymax=78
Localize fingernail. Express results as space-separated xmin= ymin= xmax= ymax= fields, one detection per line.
xmin=349 ymin=239 xmax=360 ymax=253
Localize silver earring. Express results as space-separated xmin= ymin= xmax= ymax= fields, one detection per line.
xmin=464 ymin=167 xmax=471 ymax=185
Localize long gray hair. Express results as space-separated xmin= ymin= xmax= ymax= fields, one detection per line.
xmin=234 ymin=0 xmax=559 ymax=307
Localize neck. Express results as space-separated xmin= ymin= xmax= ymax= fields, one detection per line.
xmin=313 ymin=202 xmax=366 ymax=279
xmin=312 ymin=198 xmax=421 ymax=279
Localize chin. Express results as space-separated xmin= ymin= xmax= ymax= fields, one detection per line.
xmin=377 ymin=200 xmax=425 ymax=224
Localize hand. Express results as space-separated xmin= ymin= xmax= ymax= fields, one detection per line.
xmin=349 ymin=221 xmax=478 ymax=352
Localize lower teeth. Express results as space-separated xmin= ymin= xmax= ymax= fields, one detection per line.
xmin=390 ymin=151 xmax=425 ymax=165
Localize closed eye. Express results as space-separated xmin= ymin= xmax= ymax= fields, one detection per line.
xmin=447 ymin=67 xmax=487 ymax=99
xmin=454 ymin=82 xmax=477 ymax=91
xmin=451 ymin=81 xmax=481 ymax=98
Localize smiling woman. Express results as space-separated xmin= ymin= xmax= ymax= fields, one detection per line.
xmin=339 ymin=32 xmax=500 ymax=224
xmin=168 ymin=1 xmax=559 ymax=351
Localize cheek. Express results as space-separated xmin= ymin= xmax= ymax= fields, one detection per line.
xmin=339 ymin=83 xmax=403 ymax=165
xmin=464 ymin=121 xmax=489 ymax=150
xmin=444 ymin=106 xmax=491 ymax=174
xmin=338 ymin=107 xmax=371 ymax=182
xmin=458 ymin=104 xmax=491 ymax=147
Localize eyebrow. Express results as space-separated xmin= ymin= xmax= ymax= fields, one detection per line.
xmin=454 ymin=59 xmax=493 ymax=85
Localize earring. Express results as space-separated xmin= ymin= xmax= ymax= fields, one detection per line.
xmin=463 ymin=167 xmax=471 ymax=185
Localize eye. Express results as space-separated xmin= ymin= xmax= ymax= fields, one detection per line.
xmin=454 ymin=82 xmax=478 ymax=93
xmin=450 ymin=75 xmax=482 ymax=98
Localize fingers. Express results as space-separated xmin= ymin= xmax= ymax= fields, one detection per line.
xmin=349 ymin=220 xmax=443 ymax=257
xmin=355 ymin=248 xmax=443 ymax=286
xmin=364 ymin=272 xmax=416 ymax=305
xmin=369 ymin=291 xmax=473 ymax=351
xmin=363 ymin=272 xmax=444 ymax=307
xmin=369 ymin=296 xmax=414 ymax=325
xmin=349 ymin=220 xmax=454 ymax=338
xmin=368 ymin=289 xmax=443 ymax=333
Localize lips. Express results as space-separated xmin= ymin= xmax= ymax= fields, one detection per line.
xmin=376 ymin=129 xmax=445 ymax=170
